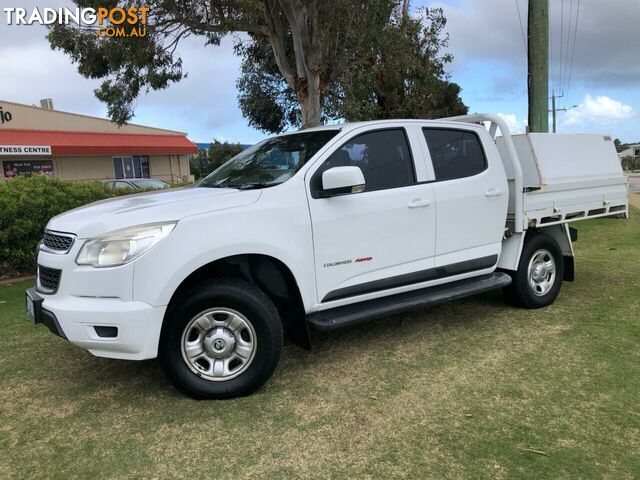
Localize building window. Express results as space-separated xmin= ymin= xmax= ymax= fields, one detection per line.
xmin=113 ymin=156 xmax=150 ymax=179
xmin=3 ymin=160 xmax=54 ymax=179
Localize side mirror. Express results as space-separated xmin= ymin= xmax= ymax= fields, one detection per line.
xmin=321 ymin=166 xmax=366 ymax=197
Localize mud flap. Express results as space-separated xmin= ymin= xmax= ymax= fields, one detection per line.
xmin=563 ymin=255 xmax=575 ymax=282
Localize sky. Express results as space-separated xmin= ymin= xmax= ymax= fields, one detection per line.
xmin=0 ymin=0 xmax=638 ymax=144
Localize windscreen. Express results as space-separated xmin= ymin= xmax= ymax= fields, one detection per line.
xmin=199 ymin=130 xmax=339 ymax=189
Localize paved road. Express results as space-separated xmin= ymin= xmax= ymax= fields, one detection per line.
xmin=626 ymin=174 xmax=640 ymax=193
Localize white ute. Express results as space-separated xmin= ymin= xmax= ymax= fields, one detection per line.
xmin=25 ymin=114 xmax=628 ymax=399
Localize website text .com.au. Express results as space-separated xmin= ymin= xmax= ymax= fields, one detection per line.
xmin=2 ymin=6 xmax=149 ymax=38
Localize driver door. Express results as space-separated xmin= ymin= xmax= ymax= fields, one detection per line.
xmin=306 ymin=127 xmax=436 ymax=305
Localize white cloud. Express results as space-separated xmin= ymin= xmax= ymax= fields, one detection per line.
xmin=497 ymin=113 xmax=527 ymax=134
xmin=563 ymin=94 xmax=634 ymax=127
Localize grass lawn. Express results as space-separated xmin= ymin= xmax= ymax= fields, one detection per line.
xmin=1 ymin=210 xmax=639 ymax=479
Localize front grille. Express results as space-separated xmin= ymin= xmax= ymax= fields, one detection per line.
xmin=38 ymin=266 xmax=61 ymax=293
xmin=42 ymin=231 xmax=75 ymax=253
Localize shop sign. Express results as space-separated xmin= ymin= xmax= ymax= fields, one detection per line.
xmin=0 ymin=106 xmax=12 ymax=124
xmin=0 ymin=145 xmax=52 ymax=155
xmin=3 ymin=160 xmax=54 ymax=179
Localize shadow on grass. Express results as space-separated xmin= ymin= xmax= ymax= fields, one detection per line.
xmin=40 ymin=288 xmax=513 ymax=400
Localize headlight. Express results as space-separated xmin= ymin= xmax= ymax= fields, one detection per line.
xmin=76 ymin=222 xmax=176 ymax=268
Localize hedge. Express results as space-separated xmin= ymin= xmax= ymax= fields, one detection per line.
xmin=0 ymin=176 xmax=136 ymax=273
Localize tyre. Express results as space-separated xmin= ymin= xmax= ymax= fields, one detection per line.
xmin=503 ymin=232 xmax=564 ymax=309
xmin=159 ymin=278 xmax=283 ymax=399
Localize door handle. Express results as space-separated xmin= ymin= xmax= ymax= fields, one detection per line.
xmin=408 ymin=198 xmax=431 ymax=208
xmin=485 ymin=188 xmax=503 ymax=197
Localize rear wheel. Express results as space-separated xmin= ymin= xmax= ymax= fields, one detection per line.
xmin=503 ymin=233 xmax=564 ymax=309
xmin=160 ymin=278 xmax=283 ymax=399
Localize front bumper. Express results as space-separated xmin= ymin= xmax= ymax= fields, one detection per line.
xmin=31 ymin=240 xmax=167 ymax=360
xmin=27 ymin=287 xmax=166 ymax=360
xmin=26 ymin=288 xmax=66 ymax=339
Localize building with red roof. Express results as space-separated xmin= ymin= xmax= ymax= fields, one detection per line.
xmin=0 ymin=99 xmax=197 ymax=184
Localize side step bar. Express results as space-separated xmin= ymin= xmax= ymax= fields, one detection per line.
xmin=307 ymin=272 xmax=512 ymax=331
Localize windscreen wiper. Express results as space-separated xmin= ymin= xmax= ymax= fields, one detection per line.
xmin=225 ymin=183 xmax=278 ymax=190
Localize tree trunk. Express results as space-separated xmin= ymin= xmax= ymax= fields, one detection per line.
xmin=300 ymin=95 xmax=321 ymax=128
xmin=263 ymin=0 xmax=325 ymax=129
xmin=402 ymin=0 xmax=410 ymax=18
xmin=294 ymin=68 xmax=324 ymax=129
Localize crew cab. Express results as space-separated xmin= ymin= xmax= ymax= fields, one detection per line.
xmin=25 ymin=114 xmax=629 ymax=399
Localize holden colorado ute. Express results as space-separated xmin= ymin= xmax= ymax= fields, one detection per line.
xmin=26 ymin=114 xmax=629 ymax=399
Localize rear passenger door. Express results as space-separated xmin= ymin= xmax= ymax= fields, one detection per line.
xmin=422 ymin=127 xmax=508 ymax=269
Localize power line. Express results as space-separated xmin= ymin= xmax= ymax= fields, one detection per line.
xmin=564 ymin=0 xmax=581 ymax=108
xmin=515 ymin=0 xmax=527 ymax=52
xmin=561 ymin=0 xmax=574 ymax=97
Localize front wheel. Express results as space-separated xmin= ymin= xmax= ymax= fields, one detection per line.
xmin=503 ymin=233 xmax=564 ymax=309
xmin=160 ymin=278 xmax=283 ymax=399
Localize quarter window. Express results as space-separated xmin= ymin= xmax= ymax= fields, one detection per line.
xmin=422 ymin=129 xmax=486 ymax=181
xmin=315 ymin=129 xmax=415 ymax=193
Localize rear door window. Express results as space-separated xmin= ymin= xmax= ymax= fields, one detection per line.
xmin=422 ymin=129 xmax=487 ymax=181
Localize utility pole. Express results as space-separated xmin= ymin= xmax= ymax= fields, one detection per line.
xmin=549 ymin=90 xmax=563 ymax=133
xmin=527 ymin=0 xmax=549 ymax=133
xmin=549 ymin=93 xmax=578 ymax=133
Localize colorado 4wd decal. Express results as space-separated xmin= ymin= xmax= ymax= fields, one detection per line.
xmin=323 ymin=256 xmax=373 ymax=268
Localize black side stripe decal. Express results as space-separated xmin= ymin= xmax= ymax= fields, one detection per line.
xmin=322 ymin=255 xmax=498 ymax=303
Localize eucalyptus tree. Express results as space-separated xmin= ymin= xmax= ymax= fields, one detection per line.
xmin=49 ymin=0 xmax=394 ymax=128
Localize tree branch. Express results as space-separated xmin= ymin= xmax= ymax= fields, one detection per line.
xmin=262 ymin=0 xmax=296 ymax=86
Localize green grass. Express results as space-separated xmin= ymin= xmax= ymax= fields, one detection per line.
xmin=1 ymin=210 xmax=639 ymax=479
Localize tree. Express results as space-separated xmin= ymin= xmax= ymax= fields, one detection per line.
xmin=190 ymin=150 xmax=211 ymax=180
xmin=614 ymin=138 xmax=622 ymax=152
xmin=620 ymin=155 xmax=634 ymax=172
xmin=48 ymin=0 xmax=396 ymax=128
xmin=190 ymin=140 xmax=245 ymax=179
xmin=235 ymin=37 xmax=302 ymax=133
xmin=236 ymin=6 xmax=466 ymax=132
xmin=326 ymin=6 xmax=467 ymax=122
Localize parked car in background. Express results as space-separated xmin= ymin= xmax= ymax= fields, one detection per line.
xmin=102 ymin=179 xmax=170 ymax=190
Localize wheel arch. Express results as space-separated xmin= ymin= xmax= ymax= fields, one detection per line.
xmin=537 ymin=225 xmax=575 ymax=281
xmin=165 ymin=254 xmax=311 ymax=349
xmin=499 ymin=225 xmax=574 ymax=281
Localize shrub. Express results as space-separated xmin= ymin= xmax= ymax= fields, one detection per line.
xmin=0 ymin=176 xmax=134 ymax=273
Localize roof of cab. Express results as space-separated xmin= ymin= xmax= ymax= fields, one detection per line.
xmin=281 ymin=118 xmax=473 ymax=136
